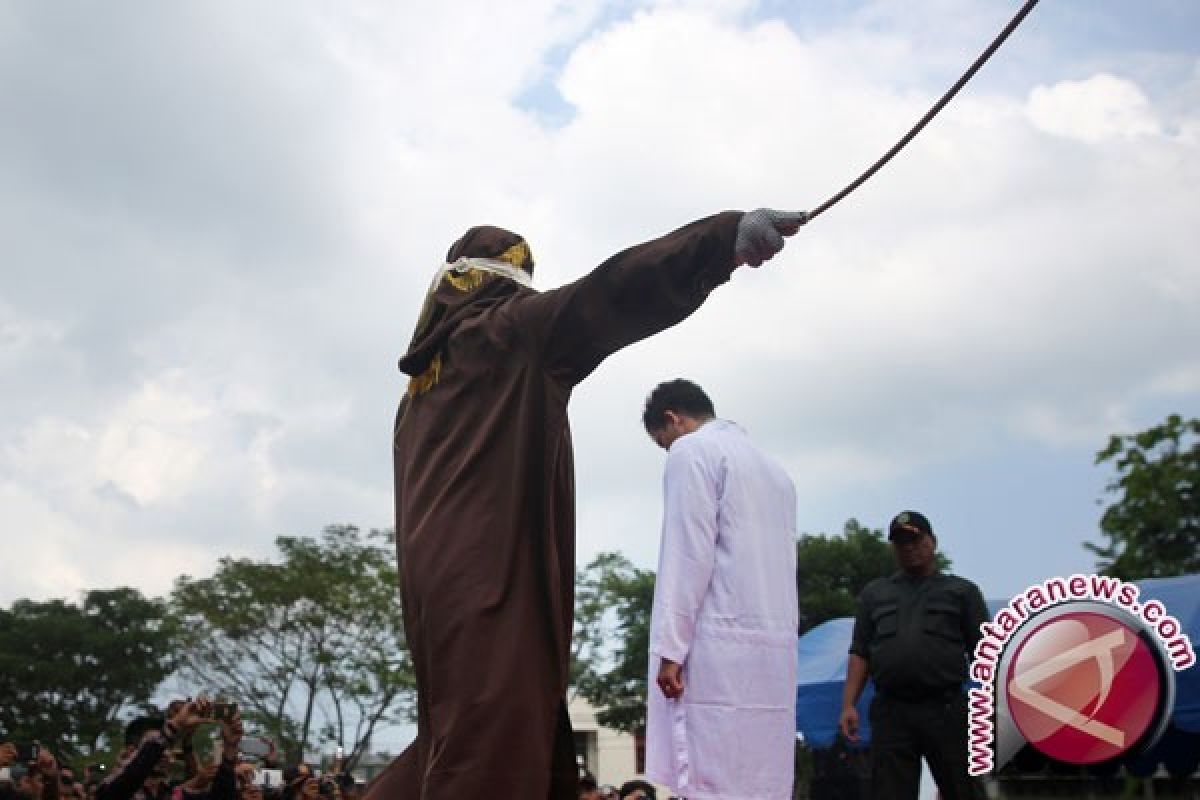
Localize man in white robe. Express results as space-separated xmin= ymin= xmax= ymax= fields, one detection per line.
xmin=641 ymin=379 xmax=799 ymax=800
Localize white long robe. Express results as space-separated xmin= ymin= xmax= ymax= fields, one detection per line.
xmin=645 ymin=419 xmax=798 ymax=800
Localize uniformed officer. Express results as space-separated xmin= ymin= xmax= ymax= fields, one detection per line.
xmin=838 ymin=510 xmax=988 ymax=800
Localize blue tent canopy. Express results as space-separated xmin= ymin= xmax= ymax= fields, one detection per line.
xmin=794 ymin=617 xmax=874 ymax=748
xmin=1129 ymin=575 xmax=1200 ymax=777
xmin=1138 ymin=574 xmax=1200 ymax=733
xmin=795 ymin=573 xmax=1200 ymax=754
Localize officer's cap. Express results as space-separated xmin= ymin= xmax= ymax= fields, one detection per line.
xmin=888 ymin=510 xmax=933 ymax=540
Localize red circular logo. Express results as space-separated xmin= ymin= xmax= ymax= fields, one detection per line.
xmin=1005 ymin=610 xmax=1163 ymax=764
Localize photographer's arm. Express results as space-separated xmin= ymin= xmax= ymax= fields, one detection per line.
xmin=37 ymin=749 xmax=61 ymax=800
xmin=96 ymin=729 xmax=171 ymax=800
xmin=99 ymin=700 xmax=208 ymax=800
xmin=180 ymin=729 xmax=200 ymax=780
xmin=207 ymin=715 xmax=242 ymax=800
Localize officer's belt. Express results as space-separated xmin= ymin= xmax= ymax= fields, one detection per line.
xmin=876 ymin=685 xmax=962 ymax=703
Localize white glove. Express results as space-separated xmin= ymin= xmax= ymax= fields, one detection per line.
xmin=734 ymin=209 xmax=807 ymax=267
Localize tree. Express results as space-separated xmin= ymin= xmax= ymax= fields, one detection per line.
xmin=573 ymin=552 xmax=655 ymax=734
xmin=171 ymin=526 xmax=414 ymax=768
xmin=796 ymin=519 xmax=951 ymax=634
xmin=1087 ymin=414 xmax=1200 ymax=580
xmin=0 ymin=588 xmax=178 ymax=763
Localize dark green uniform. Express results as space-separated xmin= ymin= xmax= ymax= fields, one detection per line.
xmin=849 ymin=571 xmax=988 ymax=800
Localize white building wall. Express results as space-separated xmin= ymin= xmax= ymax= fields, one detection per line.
xmin=568 ymin=696 xmax=639 ymax=788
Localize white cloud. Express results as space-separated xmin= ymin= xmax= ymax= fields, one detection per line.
xmin=1009 ymin=402 xmax=1134 ymax=450
xmin=1027 ymin=73 xmax=1161 ymax=142
xmin=1147 ymin=363 xmax=1200 ymax=395
xmin=95 ymin=376 xmax=212 ymax=506
xmin=541 ymin=8 xmax=1198 ymax=462
xmin=0 ymin=481 xmax=91 ymax=599
xmin=1 ymin=0 xmax=1197 ymax=619
xmin=0 ymin=302 xmax=65 ymax=363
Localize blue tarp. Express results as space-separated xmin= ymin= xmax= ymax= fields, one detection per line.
xmin=795 ymin=573 xmax=1200 ymax=750
xmin=1137 ymin=575 xmax=1200 ymax=733
xmin=794 ymin=617 xmax=874 ymax=748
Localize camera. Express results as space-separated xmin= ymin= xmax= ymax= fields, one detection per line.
xmin=211 ymin=702 xmax=239 ymax=723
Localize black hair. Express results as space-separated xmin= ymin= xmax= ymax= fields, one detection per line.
xmin=124 ymin=717 xmax=165 ymax=746
xmin=642 ymin=379 xmax=715 ymax=432
xmin=618 ymin=779 xmax=656 ymax=799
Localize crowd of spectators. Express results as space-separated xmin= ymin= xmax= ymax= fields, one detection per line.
xmin=3 ymin=698 xmax=671 ymax=800
xmin=1 ymin=698 xmax=358 ymax=800
xmin=578 ymin=772 xmax=659 ymax=800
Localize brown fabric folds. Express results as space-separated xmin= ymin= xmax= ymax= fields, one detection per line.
xmin=372 ymin=211 xmax=742 ymax=800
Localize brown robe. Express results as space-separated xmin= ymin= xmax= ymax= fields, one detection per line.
xmin=368 ymin=211 xmax=742 ymax=799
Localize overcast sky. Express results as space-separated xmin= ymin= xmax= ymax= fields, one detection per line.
xmin=3 ymin=0 xmax=1197 ymax=649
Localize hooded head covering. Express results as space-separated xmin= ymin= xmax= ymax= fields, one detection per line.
xmin=445 ymin=225 xmax=534 ymax=273
xmin=399 ymin=226 xmax=535 ymax=395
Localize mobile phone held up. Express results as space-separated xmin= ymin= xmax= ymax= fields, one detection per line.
xmin=238 ymin=737 xmax=273 ymax=758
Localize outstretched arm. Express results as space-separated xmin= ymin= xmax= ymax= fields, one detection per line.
xmin=506 ymin=209 xmax=803 ymax=384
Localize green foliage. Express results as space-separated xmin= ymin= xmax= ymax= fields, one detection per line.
xmin=0 ymin=588 xmax=178 ymax=763
xmin=170 ymin=526 xmax=413 ymax=769
xmin=796 ymin=519 xmax=951 ymax=634
xmin=572 ymin=552 xmax=655 ymax=734
xmin=1087 ymin=414 xmax=1200 ymax=580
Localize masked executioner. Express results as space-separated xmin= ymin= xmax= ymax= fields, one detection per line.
xmin=364 ymin=208 xmax=805 ymax=800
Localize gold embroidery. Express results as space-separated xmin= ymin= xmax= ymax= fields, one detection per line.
xmin=444 ymin=268 xmax=489 ymax=293
xmin=496 ymin=240 xmax=530 ymax=269
xmin=407 ymin=352 xmax=442 ymax=396
xmin=405 ymin=243 xmax=530 ymax=398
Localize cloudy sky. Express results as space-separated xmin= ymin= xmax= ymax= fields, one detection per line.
xmin=3 ymin=0 xmax=1197 ymax=628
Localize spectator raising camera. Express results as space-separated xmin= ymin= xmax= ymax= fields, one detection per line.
xmin=96 ymin=698 xmax=242 ymax=800
xmin=0 ymin=743 xmax=61 ymax=800
xmin=1 ymin=700 xmax=347 ymax=800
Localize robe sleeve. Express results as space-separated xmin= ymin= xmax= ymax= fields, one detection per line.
xmin=650 ymin=438 xmax=722 ymax=665
xmin=504 ymin=211 xmax=742 ymax=384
